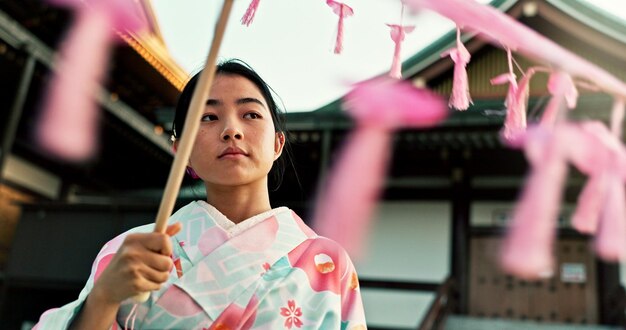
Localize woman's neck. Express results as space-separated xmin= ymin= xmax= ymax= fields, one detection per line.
xmin=204 ymin=180 xmax=272 ymax=224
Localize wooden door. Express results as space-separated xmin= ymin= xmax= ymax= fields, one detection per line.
xmin=469 ymin=235 xmax=598 ymax=325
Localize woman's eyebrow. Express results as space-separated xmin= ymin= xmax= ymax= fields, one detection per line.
xmin=237 ymin=97 xmax=266 ymax=108
xmin=205 ymin=98 xmax=265 ymax=108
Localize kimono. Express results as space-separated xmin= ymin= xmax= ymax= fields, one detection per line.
xmin=34 ymin=201 xmax=367 ymax=329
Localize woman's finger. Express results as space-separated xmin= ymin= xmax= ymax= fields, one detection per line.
xmin=166 ymin=222 xmax=182 ymax=237
xmin=143 ymin=253 xmax=173 ymax=272
xmin=139 ymin=264 xmax=171 ymax=284
xmin=141 ymin=233 xmax=173 ymax=255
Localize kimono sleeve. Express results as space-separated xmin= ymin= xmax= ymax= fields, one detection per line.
xmin=339 ymin=249 xmax=367 ymax=329
xmin=32 ymin=225 xmax=150 ymax=330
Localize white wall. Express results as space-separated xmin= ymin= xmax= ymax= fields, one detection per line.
xmin=356 ymin=202 xmax=451 ymax=328
xmin=1 ymin=154 xmax=60 ymax=199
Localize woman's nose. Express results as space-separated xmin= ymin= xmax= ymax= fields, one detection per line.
xmin=221 ymin=126 xmax=243 ymax=141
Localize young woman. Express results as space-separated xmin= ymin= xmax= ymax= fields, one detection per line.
xmin=35 ymin=60 xmax=367 ymax=329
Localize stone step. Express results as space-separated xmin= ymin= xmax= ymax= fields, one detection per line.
xmin=444 ymin=315 xmax=621 ymax=330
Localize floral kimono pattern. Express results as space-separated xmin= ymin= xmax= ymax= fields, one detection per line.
xmin=34 ymin=201 xmax=367 ymax=329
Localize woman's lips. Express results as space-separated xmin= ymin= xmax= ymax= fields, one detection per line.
xmin=219 ymin=147 xmax=248 ymax=158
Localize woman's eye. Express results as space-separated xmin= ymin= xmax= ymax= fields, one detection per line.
xmin=201 ymin=114 xmax=218 ymax=121
xmin=244 ymin=112 xmax=262 ymax=119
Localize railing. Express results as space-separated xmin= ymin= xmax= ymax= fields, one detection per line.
xmin=358 ymin=278 xmax=449 ymax=330
xmin=417 ymin=276 xmax=456 ymax=330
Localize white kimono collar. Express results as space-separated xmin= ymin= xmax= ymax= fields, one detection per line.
xmin=196 ymin=200 xmax=289 ymax=238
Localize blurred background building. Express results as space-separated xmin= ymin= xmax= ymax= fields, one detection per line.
xmin=0 ymin=0 xmax=625 ymax=329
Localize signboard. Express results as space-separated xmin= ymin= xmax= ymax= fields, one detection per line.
xmin=560 ymin=263 xmax=586 ymax=283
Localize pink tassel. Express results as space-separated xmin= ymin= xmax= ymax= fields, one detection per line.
xmin=563 ymin=122 xmax=612 ymax=176
xmin=38 ymin=0 xmax=147 ymax=161
xmin=49 ymin=0 xmax=148 ymax=32
xmin=327 ymin=0 xmax=354 ymax=54
xmin=241 ymin=0 xmax=261 ymax=26
xmin=387 ymin=24 xmax=415 ymax=79
xmin=500 ymin=126 xmax=567 ymax=279
xmin=572 ymin=174 xmax=606 ymax=234
xmin=313 ymin=78 xmax=447 ymax=258
xmin=611 ymin=97 xmax=625 ymax=138
xmin=594 ymin=176 xmax=626 ymax=261
xmin=37 ymin=9 xmax=113 ymax=161
xmin=565 ymin=122 xmax=612 ymax=234
xmin=490 ymin=49 xmax=519 ymax=140
xmin=441 ymin=26 xmax=472 ymax=110
xmin=343 ymin=77 xmax=448 ymax=129
xmin=540 ymin=72 xmax=578 ymax=127
xmin=313 ymin=129 xmax=391 ymax=259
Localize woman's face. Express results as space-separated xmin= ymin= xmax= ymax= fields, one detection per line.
xmin=187 ymin=74 xmax=284 ymax=188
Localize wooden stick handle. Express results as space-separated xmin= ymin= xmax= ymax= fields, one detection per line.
xmin=154 ymin=0 xmax=234 ymax=234
xmin=132 ymin=0 xmax=234 ymax=303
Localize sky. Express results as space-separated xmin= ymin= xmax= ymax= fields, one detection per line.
xmin=151 ymin=0 xmax=626 ymax=113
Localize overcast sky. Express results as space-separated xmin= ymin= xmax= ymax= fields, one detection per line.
xmin=151 ymin=0 xmax=626 ymax=112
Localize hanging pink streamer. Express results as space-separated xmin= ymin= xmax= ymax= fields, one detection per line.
xmin=611 ymin=97 xmax=625 ymax=138
xmin=326 ymin=0 xmax=354 ymax=54
xmin=490 ymin=49 xmax=547 ymax=144
xmin=572 ymin=174 xmax=606 ymax=234
xmin=37 ymin=0 xmax=147 ymax=162
xmin=539 ymin=72 xmax=578 ymax=127
xmin=503 ymin=121 xmax=626 ymax=276
xmin=441 ymin=27 xmax=472 ymax=110
xmin=566 ymin=122 xmax=614 ymax=234
xmin=594 ymin=174 xmax=626 ymax=261
xmin=500 ymin=126 xmax=567 ymax=279
xmin=241 ymin=0 xmax=261 ymax=26
xmin=313 ymin=78 xmax=447 ymax=258
xmin=490 ymin=56 xmax=519 ymax=140
xmin=405 ymin=0 xmax=626 ymax=99
xmin=387 ymin=24 xmax=415 ymax=79
xmin=565 ymin=122 xmax=626 ymax=259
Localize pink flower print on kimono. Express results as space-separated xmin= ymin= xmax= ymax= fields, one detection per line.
xmin=280 ymin=300 xmax=303 ymax=329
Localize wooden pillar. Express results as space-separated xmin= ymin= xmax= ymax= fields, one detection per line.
xmin=450 ymin=150 xmax=471 ymax=314
xmin=597 ymin=261 xmax=625 ymax=326
xmin=0 ymin=52 xmax=36 ymax=178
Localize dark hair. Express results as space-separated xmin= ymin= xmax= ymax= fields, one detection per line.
xmin=172 ymin=59 xmax=292 ymax=190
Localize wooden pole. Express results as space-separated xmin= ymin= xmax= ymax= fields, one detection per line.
xmin=154 ymin=0 xmax=234 ymax=233
xmin=134 ymin=0 xmax=234 ymax=302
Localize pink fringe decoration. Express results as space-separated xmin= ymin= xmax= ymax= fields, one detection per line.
xmin=343 ymin=78 xmax=448 ymax=129
xmin=441 ymin=26 xmax=472 ymax=110
xmin=38 ymin=0 xmax=147 ymax=161
xmin=500 ymin=126 xmax=567 ymax=280
xmin=490 ymin=49 xmax=519 ymax=141
xmin=540 ymin=72 xmax=578 ymax=127
xmin=327 ymin=0 xmax=354 ymax=54
xmin=611 ymin=97 xmax=625 ymax=138
xmin=572 ymin=173 xmax=606 ymax=234
xmin=594 ymin=175 xmax=626 ymax=261
xmin=567 ymin=122 xmax=613 ymax=234
xmin=491 ymin=47 xmax=547 ymax=144
xmin=241 ymin=0 xmax=261 ymax=26
xmin=387 ymin=24 xmax=415 ymax=79
xmin=313 ymin=78 xmax=447 ymax=258
xmin=503 ymin=121 xmax=626 ymax=273
xmin=564 ymin=121 xmax=626 ymax=259
xmin=313 ymin=129 xmax=391 ymax=259
xmin=37 ymin=9 xmax=113 ymax=161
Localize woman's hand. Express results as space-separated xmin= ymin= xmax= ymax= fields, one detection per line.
xmin=70 ymin=223 xmax=182 ymax=330
xmin=91 ymin=222 xmax=182 ymax=304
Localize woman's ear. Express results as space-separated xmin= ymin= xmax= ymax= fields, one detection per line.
xmin=171 ymin=138 xmax=178 ymax=153
xmin=274 ymin=132 xmax=285 ymax=160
